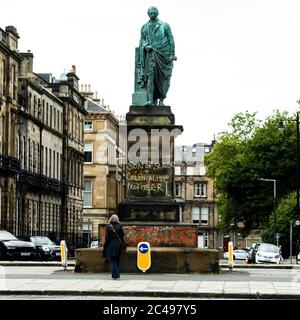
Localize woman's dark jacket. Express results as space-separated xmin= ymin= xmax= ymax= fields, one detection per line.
xmin=103 ymin=223 xmax=124 ymax=258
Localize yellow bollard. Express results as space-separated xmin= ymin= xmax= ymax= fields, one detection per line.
xmin=228 ymin=241 xmax=234 ymax=271
xmin=137 ymin=242 xmax=151 ymax=272
xmin=60 ymin=240 xmax=68 ymax=270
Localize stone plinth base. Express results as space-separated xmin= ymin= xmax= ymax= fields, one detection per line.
xmin=98 ymin=223 xmax=198 ymax=248
xmin=75 ymin=247 xmax=219 ymax=274
xmin=118 ymin=201 xmax=180 ymax=222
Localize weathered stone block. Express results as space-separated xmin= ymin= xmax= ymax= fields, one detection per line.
xmin=118 ymin=202 xmax=180 ymax=222
xmin=98 ymin=223 xmax=198 ymax=247
xmin=75 ymin=247 xmax=219 ymax=274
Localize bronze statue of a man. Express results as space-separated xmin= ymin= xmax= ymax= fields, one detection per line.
xmin=137 ymin=7 xmax=176 ymax=106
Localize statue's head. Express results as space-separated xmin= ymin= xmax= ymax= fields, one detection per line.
xmin=147 ymin=6 xmax=159 ymax=21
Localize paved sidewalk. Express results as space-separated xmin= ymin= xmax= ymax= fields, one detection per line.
xmin=0 ymin=261 xmax=76 ymax=267
xmin=1 ymin=277 xmax=300 ymax=299
xmin=0 ymin=268 xmax=300 ymax=299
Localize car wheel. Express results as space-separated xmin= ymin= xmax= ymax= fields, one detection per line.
xmin=35 ymin=252 xmax=44 ymax=261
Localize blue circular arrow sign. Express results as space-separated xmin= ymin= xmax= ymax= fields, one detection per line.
xmin=139 ymin=243 xmax=149 ymax=254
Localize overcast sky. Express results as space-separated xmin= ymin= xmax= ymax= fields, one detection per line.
xmin=2 ymin=0 xmax=300 ymax=145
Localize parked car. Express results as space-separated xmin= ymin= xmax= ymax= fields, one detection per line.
xmin=0 ymin=230 xmax=36 ymax=260
xmin=255 ymin=243 xmax=280 ymax=264
xmin=90 ymin=240 xmax=99 ymax=248
xmin=19 ymin=236 xmax=62 ymax=261
xmin=297 ymin=251 xmax=300 ymax=264
xmin=247 ymin=243 xmax=260 ymax=263
xmin=224 ymin=249 xmax=249 ymax=260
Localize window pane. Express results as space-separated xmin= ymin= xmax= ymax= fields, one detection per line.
xmin=201 ymin=184 xmax=207 ymax=197
xmin=84 ymin=151 xmax=92 ymax=163
xmin=84 ymin=180 xmax=92 ymax=207
xmin=195 ymin=183 xmax=206 ymax=197
xmin=82 ymin=222 xmax=92 ymax=231
xmin=175 ymin=166 xmax=181 ymax=175
xmin=175 ymin=182 xmax=181 ymax=196
xmin=192 ymin=207 xmax=200 ymax=222
xmin=84 ymin=121 xmax=93 ymax=130
xmin=201 ymin=207 xmax=209 ymax=224
xmin=199 ymin=166 xmax=206 ymax=175
xmin=84 ymin=180 xmax=91 ymax=191
xmin=186 ymin=167 xmax=193 ymax=175
xmin=84 ymin=143 xmax=93 ymax=162
xmin=84 ymin=142 xmax=92 ymax=151
xmin=84 ymin=193 xmax=92 ymax=207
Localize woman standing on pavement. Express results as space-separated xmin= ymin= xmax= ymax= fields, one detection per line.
xmin=103 ymin=214 xmax=125 ymax=279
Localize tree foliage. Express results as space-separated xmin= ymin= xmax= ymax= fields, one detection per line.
xmin=262 ymin=192 xmax=300 ymax=257
xmin=206 ymin=110 xmax=297 ymax=238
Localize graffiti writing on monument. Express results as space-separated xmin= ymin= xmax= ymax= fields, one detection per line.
xmin=126 ymin=162 xmax=174 ymax=198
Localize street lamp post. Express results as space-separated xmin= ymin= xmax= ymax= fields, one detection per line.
xmin=279 ymin=112 xmax=300 ymax=261
xmin=258 ymin=178 xmax=278 ymax=246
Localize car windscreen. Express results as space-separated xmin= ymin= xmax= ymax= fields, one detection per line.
xmin=30 ymin=237 xmax=53 ymax=245
xmin=0 ymin=230 xmax=17 ymax=241
xmin=258 ymin=244 xmax=279 ymax=253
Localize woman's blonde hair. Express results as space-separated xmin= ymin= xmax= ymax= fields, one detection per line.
xmin=109 ymin=214 xmax=119 ymax=224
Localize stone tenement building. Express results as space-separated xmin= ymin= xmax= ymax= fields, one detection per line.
xmin=80 ymin=84 xmax=125 ymax=243
xmin=174 ymin=143 xmax=219 ymax=250
xmin=17 ymin=51 xmax=64 ymax=239
xmin=0 ymin=26 xmax=22 ymax=233
xmin=0 ymin=25 xmax=87 ymax=248
xmin=37 ymin=68 xmax=87 ymax=246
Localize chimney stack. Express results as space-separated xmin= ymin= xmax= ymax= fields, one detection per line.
xmin=20 ymin=50 xmax=34 ymax=76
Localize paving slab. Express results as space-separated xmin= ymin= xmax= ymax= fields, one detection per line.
xmin=171 ymin=281 xmax=200 ymax=293
xmin=143 ymin=282 xmax=176 ymax=292
xmin=198 ymin=281 xmax=224 ymax=289
xmin=116 ymin=280 xmax=152 ymax=292
xmin=224 ymin=281 xmax=249 ymax=287
xmin=196 ymin=288 xmax=224 ymax=294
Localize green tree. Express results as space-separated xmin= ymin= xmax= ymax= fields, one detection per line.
xmin=206 ymin=110 xmax=297 ymax=238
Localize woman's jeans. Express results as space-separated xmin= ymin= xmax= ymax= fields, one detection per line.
xmin=111 ymin=256 xmax=120 ymax=279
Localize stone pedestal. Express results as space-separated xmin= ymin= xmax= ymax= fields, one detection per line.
xmin=75 ymin=247 xmax=219 ymax=274
xmin=118 ymin=105 xmax=183 ymax=223
xmin=75 ymin=105 xmax=219 ymax=274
